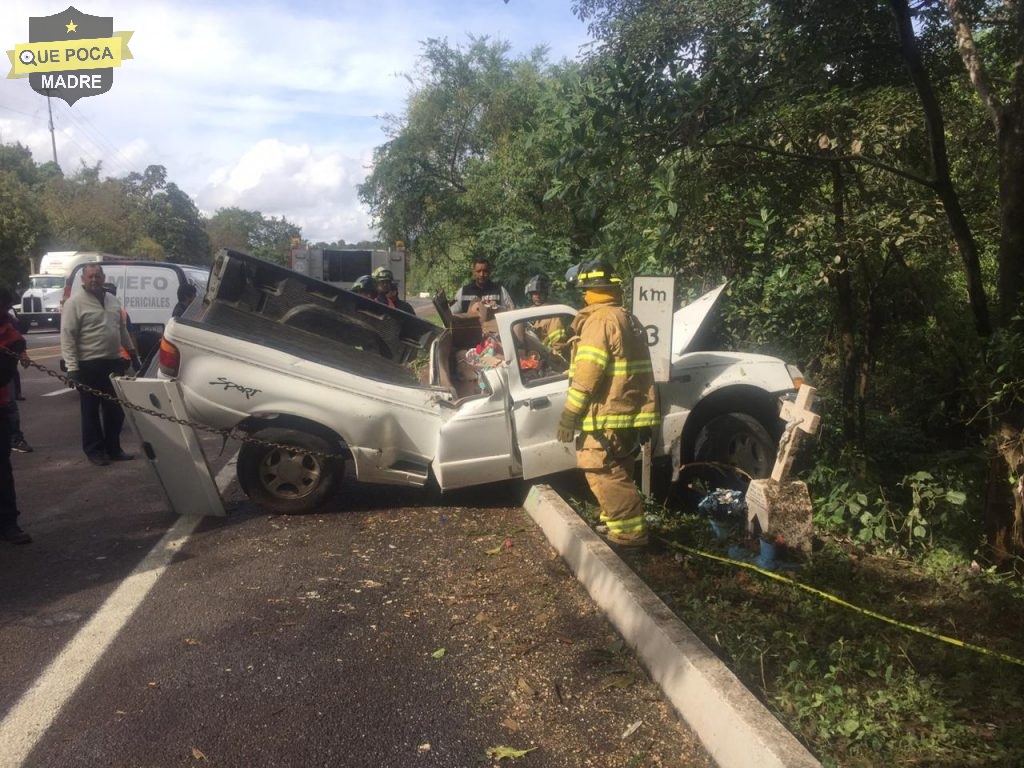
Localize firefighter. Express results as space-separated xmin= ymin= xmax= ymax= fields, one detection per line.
xmin=372 ymin=267 xmax=415 ymax=314
xmin=556 ymin=260 xmax=659 ymax=547
xmin=350 ymin=275 xmax=378 ymax=299
xmin=524 ymin=273 xmax=568 ymax=357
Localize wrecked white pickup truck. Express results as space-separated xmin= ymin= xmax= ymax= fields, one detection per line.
xmin=130 ymin=249 xmax=805 ymax=515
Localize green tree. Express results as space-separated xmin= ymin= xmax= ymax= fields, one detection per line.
xmin=0 ymin=142 xmax=52 ymax=283
xmin=359 ymin=37 xmax=573 ymax=294
xmin=0 ymin=169 xmax=49 ymax=286
xmin=123 ymin=165 xmax=210 ymax=263
xmin=204 ymin=207 xmax=300 ymax=264
xmin=565 ymin=0 xmax=1024 ymax=554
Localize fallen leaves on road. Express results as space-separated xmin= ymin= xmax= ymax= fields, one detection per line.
xmin=431 ymin=647 xmax=447 ymax=659
xmin=191 ymin=746 xmax=207 ymax=760
xmin=485 ymin=745 xmax=536 ymax=760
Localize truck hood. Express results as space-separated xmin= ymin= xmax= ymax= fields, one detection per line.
xmin=671 ymin=283 xmax=726 ymax=363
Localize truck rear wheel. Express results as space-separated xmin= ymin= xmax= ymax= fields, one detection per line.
xmin=237 ymin=428 xmax=343 ymax=515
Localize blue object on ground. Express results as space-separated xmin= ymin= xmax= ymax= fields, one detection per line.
xmin=698 ymin=488 xmax=747 ymax=521
xmin=754 ymin=538 xmax=779 ymax=571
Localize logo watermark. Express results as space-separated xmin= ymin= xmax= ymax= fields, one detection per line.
xmin=6 ymin=5 xmax=133 ymax=106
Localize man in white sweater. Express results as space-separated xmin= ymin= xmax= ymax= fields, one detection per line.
xmin=60 ymin=264 xmax=140 ymax=466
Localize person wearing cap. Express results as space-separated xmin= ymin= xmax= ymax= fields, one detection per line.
xmin=372 ymin=268 xmax=415 ymax=314
xmin=556 ymin=259 xmax=659 ymax=547
xmin=449 ymin=256 xmax=515 ymax=315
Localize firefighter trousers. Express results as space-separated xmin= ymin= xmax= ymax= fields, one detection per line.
xmin=576 ymin=428 xmax=647 ymax=546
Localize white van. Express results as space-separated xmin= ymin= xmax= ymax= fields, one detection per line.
xmin=64 ymin=261 xmax=209 ymax=358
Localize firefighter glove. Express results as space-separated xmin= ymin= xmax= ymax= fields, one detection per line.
xmin=636 ymin=426 xmax=652 ymax=444
xmin=557 ymin=410 xmax=578 ymax=443
xmin=67 ymin=370 xmax=80 ymax=388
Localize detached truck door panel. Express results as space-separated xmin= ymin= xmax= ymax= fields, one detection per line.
xmin=113 ymin=377 xmax=225 ymax=517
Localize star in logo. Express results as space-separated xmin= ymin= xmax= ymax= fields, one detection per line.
xmin=65 ymin=20 xmax=77 ymax=33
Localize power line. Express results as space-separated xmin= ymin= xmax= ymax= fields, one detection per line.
xmin=54 ymin=102 xmax=137 ymax=175
xmin=50 ymin=105 xmax=135 ymax=178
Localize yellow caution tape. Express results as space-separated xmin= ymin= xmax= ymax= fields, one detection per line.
xmin=667 ymin=541 xmax=1024 ymax=668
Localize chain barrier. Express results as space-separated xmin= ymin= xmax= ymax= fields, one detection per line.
xmin=0 ymin=345 xmax=349 ymax=461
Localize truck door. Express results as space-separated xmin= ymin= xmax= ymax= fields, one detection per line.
xmin=112 ymin=377 xmax=226 ymax=517
xmin=496 ymin=308 xmax=578 ymax=480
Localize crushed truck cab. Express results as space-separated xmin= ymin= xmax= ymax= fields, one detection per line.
xmin=127 ymin=249 xmax=803 ymax=515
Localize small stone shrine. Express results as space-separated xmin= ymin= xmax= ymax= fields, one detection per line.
xmin=746 ymin=385 xmax=820 ymax=555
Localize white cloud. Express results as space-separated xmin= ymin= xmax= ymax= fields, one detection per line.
xmin=0 ymin=0 xmax=592 ymax=244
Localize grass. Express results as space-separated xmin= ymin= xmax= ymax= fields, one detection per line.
xmin=569 ymin=497 xmax=1024 ymax=767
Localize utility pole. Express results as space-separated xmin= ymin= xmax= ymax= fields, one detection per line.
xmin=46 ymin=93 xmax=58 ymax=168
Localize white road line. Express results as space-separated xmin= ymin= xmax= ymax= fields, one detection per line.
xmin=0 ymin=458 xmax=239 ymax=768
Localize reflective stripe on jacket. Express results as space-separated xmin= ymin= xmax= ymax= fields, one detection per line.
xmin=565 ymin=302 xmax=658 ymax=431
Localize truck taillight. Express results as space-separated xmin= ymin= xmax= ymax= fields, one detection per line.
xmin=158 ymin=338 xmax=180 ymax=377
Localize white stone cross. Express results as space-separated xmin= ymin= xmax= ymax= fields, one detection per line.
xmin=771 ymin=385 xmax=820 ymax=482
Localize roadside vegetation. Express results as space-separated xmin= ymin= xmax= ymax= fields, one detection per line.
xmin=569 ymin=494 xmax=1024 ymax=766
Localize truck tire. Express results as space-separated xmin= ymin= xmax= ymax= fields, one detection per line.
xmin=237 ymin=428 xmax=344 ymax=515
xmin=692 ymin=412 xmax=777 ymax=481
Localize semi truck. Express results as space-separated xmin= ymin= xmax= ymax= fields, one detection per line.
xmin=287 ymin=242 xmax=408 ymax=298
xmin=18 ymin=251 xmax=117 ymax=329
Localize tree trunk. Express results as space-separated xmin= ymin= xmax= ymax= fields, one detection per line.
xmin=997 ymin=110 xmax=1024 ymax=325
xmin=830 ymin=162 xmax=860 ymax=444
xmin=889 ymin=0 xmax=991 ymax=337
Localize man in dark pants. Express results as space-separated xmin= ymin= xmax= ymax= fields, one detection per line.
xmin=0 ymin=286 xmax=31 ymax=543
xmin=60 ymin=264 xmax=139 ymax=466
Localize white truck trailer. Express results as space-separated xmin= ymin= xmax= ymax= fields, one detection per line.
xmin=288 ymin=242 xmax=408 ymax=298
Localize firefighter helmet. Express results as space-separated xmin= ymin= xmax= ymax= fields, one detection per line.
xmin=524 ymin=273 xmax=550 ymax=298
xmin=372 ymin=266 xmax=394 ymax=282
xmin=351 ymin=275 xmax=376 ymax=294
xmin=564 ymin=263 xmax=582 ymax=289
xmin=575 ymin=260 xmax=622 ymax=289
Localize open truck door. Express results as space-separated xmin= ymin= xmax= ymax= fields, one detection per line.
xmin=112 ymin=377 xmax=226 ymax=517
xmin=496 ymin=307 xmax=578 ymax=480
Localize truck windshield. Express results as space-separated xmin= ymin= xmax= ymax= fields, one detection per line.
xmin=29 ymin=276 xmax=64 ymax=290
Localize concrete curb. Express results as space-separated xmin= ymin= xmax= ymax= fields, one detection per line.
xmin=523 ymin=484 xmax=821 ymax=768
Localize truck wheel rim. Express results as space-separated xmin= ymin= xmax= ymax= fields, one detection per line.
xmin=260 ymin=448 xmax=322 ymax=500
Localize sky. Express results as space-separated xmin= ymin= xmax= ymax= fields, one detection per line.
xmin=1 ymin=0 xmax=594 ymax=244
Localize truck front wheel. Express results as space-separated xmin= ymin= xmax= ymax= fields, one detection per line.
xmin=237 ymin=429 xmax=344 ymax=514
xmin=692 ymin=412 xmax=776 ymax=481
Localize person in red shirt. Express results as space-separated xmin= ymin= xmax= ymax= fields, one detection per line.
xmin=0 ymin=285 xmax=31 ymax=544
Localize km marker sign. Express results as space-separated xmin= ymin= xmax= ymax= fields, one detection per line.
xmin=631 ymin=275 xmax=676 ymax=383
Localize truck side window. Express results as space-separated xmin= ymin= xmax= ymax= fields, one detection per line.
xmin=512 ymin=318 xmax=570 ymax=386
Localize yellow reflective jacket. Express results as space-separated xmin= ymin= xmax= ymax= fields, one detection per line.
xmin=565 ymin=301 xmax=659 ymax=431
xmin=532 ymin=314 xmax=569 ymax=357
